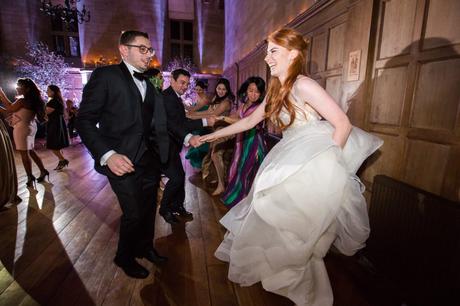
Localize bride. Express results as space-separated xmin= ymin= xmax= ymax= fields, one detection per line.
xmin=200 ymin=28 xmax=383 ymax=306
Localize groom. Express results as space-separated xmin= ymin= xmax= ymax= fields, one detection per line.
xmin=77 ymin=30 xmax=168 ymax=279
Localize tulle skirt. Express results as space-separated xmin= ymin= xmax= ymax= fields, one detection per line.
xmin=215 ymin=121 xmax=383 ymax=306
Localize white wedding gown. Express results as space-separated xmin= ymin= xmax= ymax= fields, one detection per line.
xmin=215 ymin=92 xmax=383 ymax=306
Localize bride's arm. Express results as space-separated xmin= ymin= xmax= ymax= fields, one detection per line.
xmin=296 ymin=77 xmax=352 ymax=147
xmin=200 ymin=100 xmax=266 ymax=142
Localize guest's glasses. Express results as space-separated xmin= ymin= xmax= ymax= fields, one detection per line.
xmin=124 ymin=44 xmax=155 ymax=55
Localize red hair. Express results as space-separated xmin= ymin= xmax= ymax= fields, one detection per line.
xmin=265 ymin=28 xmax=309 ymax=129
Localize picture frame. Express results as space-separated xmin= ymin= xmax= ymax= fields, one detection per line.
xmin=347 ymin=50 xmax=361 ymax=81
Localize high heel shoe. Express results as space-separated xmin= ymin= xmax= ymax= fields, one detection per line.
xmin=26 ymin=175 xmax=36 ymax=188
xmin=37 ymin=169 xmax=50 ymax=183
xmin=55 ymin=159 xmax=69 ymax=171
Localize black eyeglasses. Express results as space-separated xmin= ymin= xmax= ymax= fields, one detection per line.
xmin=124 ymin=44 xmax=155 ymax=55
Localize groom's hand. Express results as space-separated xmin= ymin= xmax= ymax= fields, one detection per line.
xmin=188 ymin=135 xmax=202 ymax=148
xmin=107 ymin=153 xmax=135 ymax=176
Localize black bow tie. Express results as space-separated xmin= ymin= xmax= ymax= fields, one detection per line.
xmin=133 ymin=71 xmax=147 ymax=81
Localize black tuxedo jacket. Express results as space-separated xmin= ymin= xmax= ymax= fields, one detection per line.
xmin=76 ymin=62 xmax=169 ymax=177
xmin=162 ymin=86 xmax=204 ymax=152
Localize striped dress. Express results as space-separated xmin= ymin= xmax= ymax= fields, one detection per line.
xmin=221 ymin=102 xmax=267 ymax=207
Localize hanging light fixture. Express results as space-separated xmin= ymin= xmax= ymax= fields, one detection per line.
xmin=40 ymin=0 xmax=91 ymax=24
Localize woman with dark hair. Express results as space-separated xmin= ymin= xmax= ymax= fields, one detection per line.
xmin=218 ymin=76 xmax=268 ymax=207
xmin=0 ymin=78 xmax=48 ymax=187
xmin=201 ymin=28 xmax=382 ymax=305
xmin=184 ymin=81 xmax=211 ymax=168
xmin=65 ymin=99 xmax=78 ymax=138
xmin=188 ymin=78 xmax=235 ymax=195
xmin=46 ymin=85 xmax=70 ymax=170
xmin=186 ymin=80 xmax=209 ymax=113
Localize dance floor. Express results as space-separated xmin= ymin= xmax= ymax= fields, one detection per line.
xmin=0 ymin=142 xmax=371 ymax=306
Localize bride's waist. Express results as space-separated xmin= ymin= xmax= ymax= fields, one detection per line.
xmin=282 ymin=120 xmax=331 ymax=136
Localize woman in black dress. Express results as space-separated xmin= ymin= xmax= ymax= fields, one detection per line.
xmin=46 ymin=85 xmax=70 ymax=170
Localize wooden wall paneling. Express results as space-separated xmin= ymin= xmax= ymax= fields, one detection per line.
xmin=311 ymin=31 xmax=328 ymax=74
xmin=236 ymin=43 xmax=267 ymax=91
xmin=365 ymin=0 xmax=460 ymax=200
xmin=327 ymin=22 xmax=346 ymax=70
xmin=422 ymin=0 xmax=460 ymax=50
xmin=378 ymin=0 xmax=418 ymax=59
xmin=410 ymin=58 xmax=460 ymax=131
xmin=223 ymin=63 xmax=238 ymax=97
xmin=361 ymin=133 xmax=405 ymax=183
xmin=369 ymin=66 xmax=408 ymax=126
xmin=403 ymin=139 xmax=451 ymax=195
xmin=442 ymin=144 xmax=460 ymax=200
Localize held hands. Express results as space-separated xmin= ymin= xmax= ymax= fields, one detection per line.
xmin=188 ymin=135 xmax=203 ymax=148
xmin=107 ymin=153 xmax=135 ymax=176
xmin=199 ymin=132 xmax=219 ymax=143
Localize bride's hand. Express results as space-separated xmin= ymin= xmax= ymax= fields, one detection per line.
xmin=200 ymin=133 xmax=219 ymax=142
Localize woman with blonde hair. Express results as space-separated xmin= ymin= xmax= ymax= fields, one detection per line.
xmin=201 ymin=28 xmax=383 ymax=306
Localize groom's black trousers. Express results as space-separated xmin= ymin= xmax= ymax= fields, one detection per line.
xmin=107 ymin=149 xmax=162 ymax=264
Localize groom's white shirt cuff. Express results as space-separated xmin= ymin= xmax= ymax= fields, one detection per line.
xmin=183 ymin=119 xmax=207 ymax=147
xmin=100 ymin=150 xmax=116 ymax=166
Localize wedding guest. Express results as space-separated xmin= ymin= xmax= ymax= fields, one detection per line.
xmin=219 ymin=76 xmax=268 ymax=207
xmin=77 ymin=30 xmax=169 ymax=279
xmin=0 ymin=78 xmax=48 ymax=187
xmin=187 ymin=78 xmax=235 ymax=195
xmin=159 ymin=69 xmax=210 ymax=224
xmin=65 ymin=99 xmax=78 ymax=138
xmin=46 ymin=85 xmax=70 ymax=170
xmin=185 ymin=81 xmax=211 ymax=169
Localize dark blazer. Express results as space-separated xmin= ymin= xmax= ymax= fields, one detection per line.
xmin=162 ymin=86 xmax=204 ymax=151
xmin=76 ymin=62 xmax=169 ymax=177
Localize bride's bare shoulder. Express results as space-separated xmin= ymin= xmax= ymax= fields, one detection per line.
xmin=294 ymin=75 xmax=321 ymax=94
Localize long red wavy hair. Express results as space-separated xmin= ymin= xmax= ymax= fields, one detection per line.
xmin=265 ymin=28 xmax=309 ymax=129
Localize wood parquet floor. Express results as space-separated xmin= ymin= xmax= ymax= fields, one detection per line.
xmin=0 ymin=143 xmax=372 ymax=306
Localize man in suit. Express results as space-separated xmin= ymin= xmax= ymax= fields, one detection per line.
xmin=160 ymin=69 xmax=214 ymax=224
xmin=76 ymin=30 xmax=168 ymax=279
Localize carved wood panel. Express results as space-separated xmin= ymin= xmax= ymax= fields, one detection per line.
xmin=423 ymin=0 xmax=460 ymax=49
xmin=378 ymin=0 xmax=417 ymax=59
xmin=311 ymin=31 xmax=328 ymax=74
xmin=369 ymin=66 xmax=408 ymax=125
xmin=410 ymin=58 xmax=460 ymax=130
xmin=327 ymin=22 xmax=346 ymax=70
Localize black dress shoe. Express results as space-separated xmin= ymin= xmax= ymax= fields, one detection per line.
xmin=137 ymin=249 xmax=168 ymax=264
xmin=160 ymin=210 xmax=179 ymax=224
xmin=172 ymin=206 xmax=193 ymax=217
xmin=113 ymin=258 xmax=149 ymax=279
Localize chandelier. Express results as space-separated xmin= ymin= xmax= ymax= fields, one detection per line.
xmin=40 ymin=0 xmax=91 ymax=24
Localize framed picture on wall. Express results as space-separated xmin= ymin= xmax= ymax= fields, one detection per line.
xmin=347 ymin=50 xmax=361 ymax=81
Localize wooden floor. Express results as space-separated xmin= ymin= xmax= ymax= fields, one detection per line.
xmin=0 ymin=142 xmax=371 ymax=306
